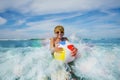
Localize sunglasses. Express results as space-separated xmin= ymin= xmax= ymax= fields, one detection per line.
xmin=55 ymin=31 xmax=64 ymax=34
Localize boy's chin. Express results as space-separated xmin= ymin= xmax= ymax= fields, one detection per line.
xmin=58 ymin=36 xmax=63 ymax=39
xmin=57 ymin=36 xmax=62 ymax=39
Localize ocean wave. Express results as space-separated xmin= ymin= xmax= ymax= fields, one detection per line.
xmin=0 ymin=37 xmax=120 ymax=80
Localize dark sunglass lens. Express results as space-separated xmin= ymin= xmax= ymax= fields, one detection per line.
xmin=56 ymin=32 xmax=59 ymax=34
xmin=61 ymin=31 xmax=64 ymax=33
xmin=56 ymin=31 xmax=64 ymax=34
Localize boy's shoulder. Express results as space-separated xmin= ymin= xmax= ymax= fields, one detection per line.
xmin=63 ymin=37 xmax=69 ymax=41
xmin=50 ymin=37 xmax=55 ymax=40
xmin=50 ymin=37 xmax=56 ymax=42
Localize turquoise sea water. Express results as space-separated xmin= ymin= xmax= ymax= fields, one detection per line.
xmin=0 ymin=38 xmax=120 ymax=80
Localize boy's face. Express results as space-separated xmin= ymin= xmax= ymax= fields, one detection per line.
xmin=55 ymin=30 xmax=64 ymax=39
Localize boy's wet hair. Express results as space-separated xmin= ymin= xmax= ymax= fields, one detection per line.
xmin=54 ymin=25 xmax=64 ymax=33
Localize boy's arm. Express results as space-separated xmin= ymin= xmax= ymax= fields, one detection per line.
xmin=50 ymin=38 xmax=64 ymax=54
xmin=64 ymin=37 xmax=69 ymax=41
xmin=50 ymin=38 xmax=55 ymax=54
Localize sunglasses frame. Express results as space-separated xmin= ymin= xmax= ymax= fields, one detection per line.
xmin=55 ymin=31 xmax=64 ymax=34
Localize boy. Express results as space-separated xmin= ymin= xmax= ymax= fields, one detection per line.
xmin=50 ymin=25 xmax=77 ymax=56
xmin=50 ymin=25 xmax=78 ymax=80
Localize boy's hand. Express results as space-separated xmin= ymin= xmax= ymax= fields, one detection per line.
xmin=55 ymin=47 xmax=63 ymax=52
xmin=71 ymin=48 xmax=78 ymax=56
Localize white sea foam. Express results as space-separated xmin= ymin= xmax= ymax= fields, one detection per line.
xmin=0 ymin=36 xmax=120 ymax=80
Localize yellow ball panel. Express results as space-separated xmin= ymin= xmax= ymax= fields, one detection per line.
xmin=54 ymin=49 xmax=66 ymax=61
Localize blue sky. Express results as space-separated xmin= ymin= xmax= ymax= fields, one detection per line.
xmin=0 ymin=0 xmax=120 ymax=39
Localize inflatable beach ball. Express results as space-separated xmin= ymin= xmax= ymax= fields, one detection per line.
xmin=54 ymin=41 xmax=76 ymax=63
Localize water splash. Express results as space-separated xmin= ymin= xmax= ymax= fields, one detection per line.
xmin=0 ymin=37 xmax=120 ymax=80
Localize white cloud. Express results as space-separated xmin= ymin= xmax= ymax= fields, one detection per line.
xmin=0 ymin=0 xmax=30 ymax=12
xmin=26 ymin=20 xmax=58 ymax=31
xmin=0 ymin=0 xmax=120 ymax=15
xmin=22 ymin=0 xmax=120 ymax=15
xmin=0 ymin=28 xmax=47 ymax=39
xmin=5 ymin=20 xmax=61 ymax=39
xmin=0 ymin=29 xmax=26 ymax=39
xmin=75 ymin=24 xmax=120 ymax=39
xmin=15 ymin=20 xmax=26 ymax=26
xmin=0 ymin=17 xmax=7 ymax=25
xmin=0 ymin=0 xmax=120 ymax=39
xmin=0 ymin=20 xmax=119 ymax=39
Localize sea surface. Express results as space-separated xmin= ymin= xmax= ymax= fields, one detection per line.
xmin=0 ymin=37 xmax=120 ymax=80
